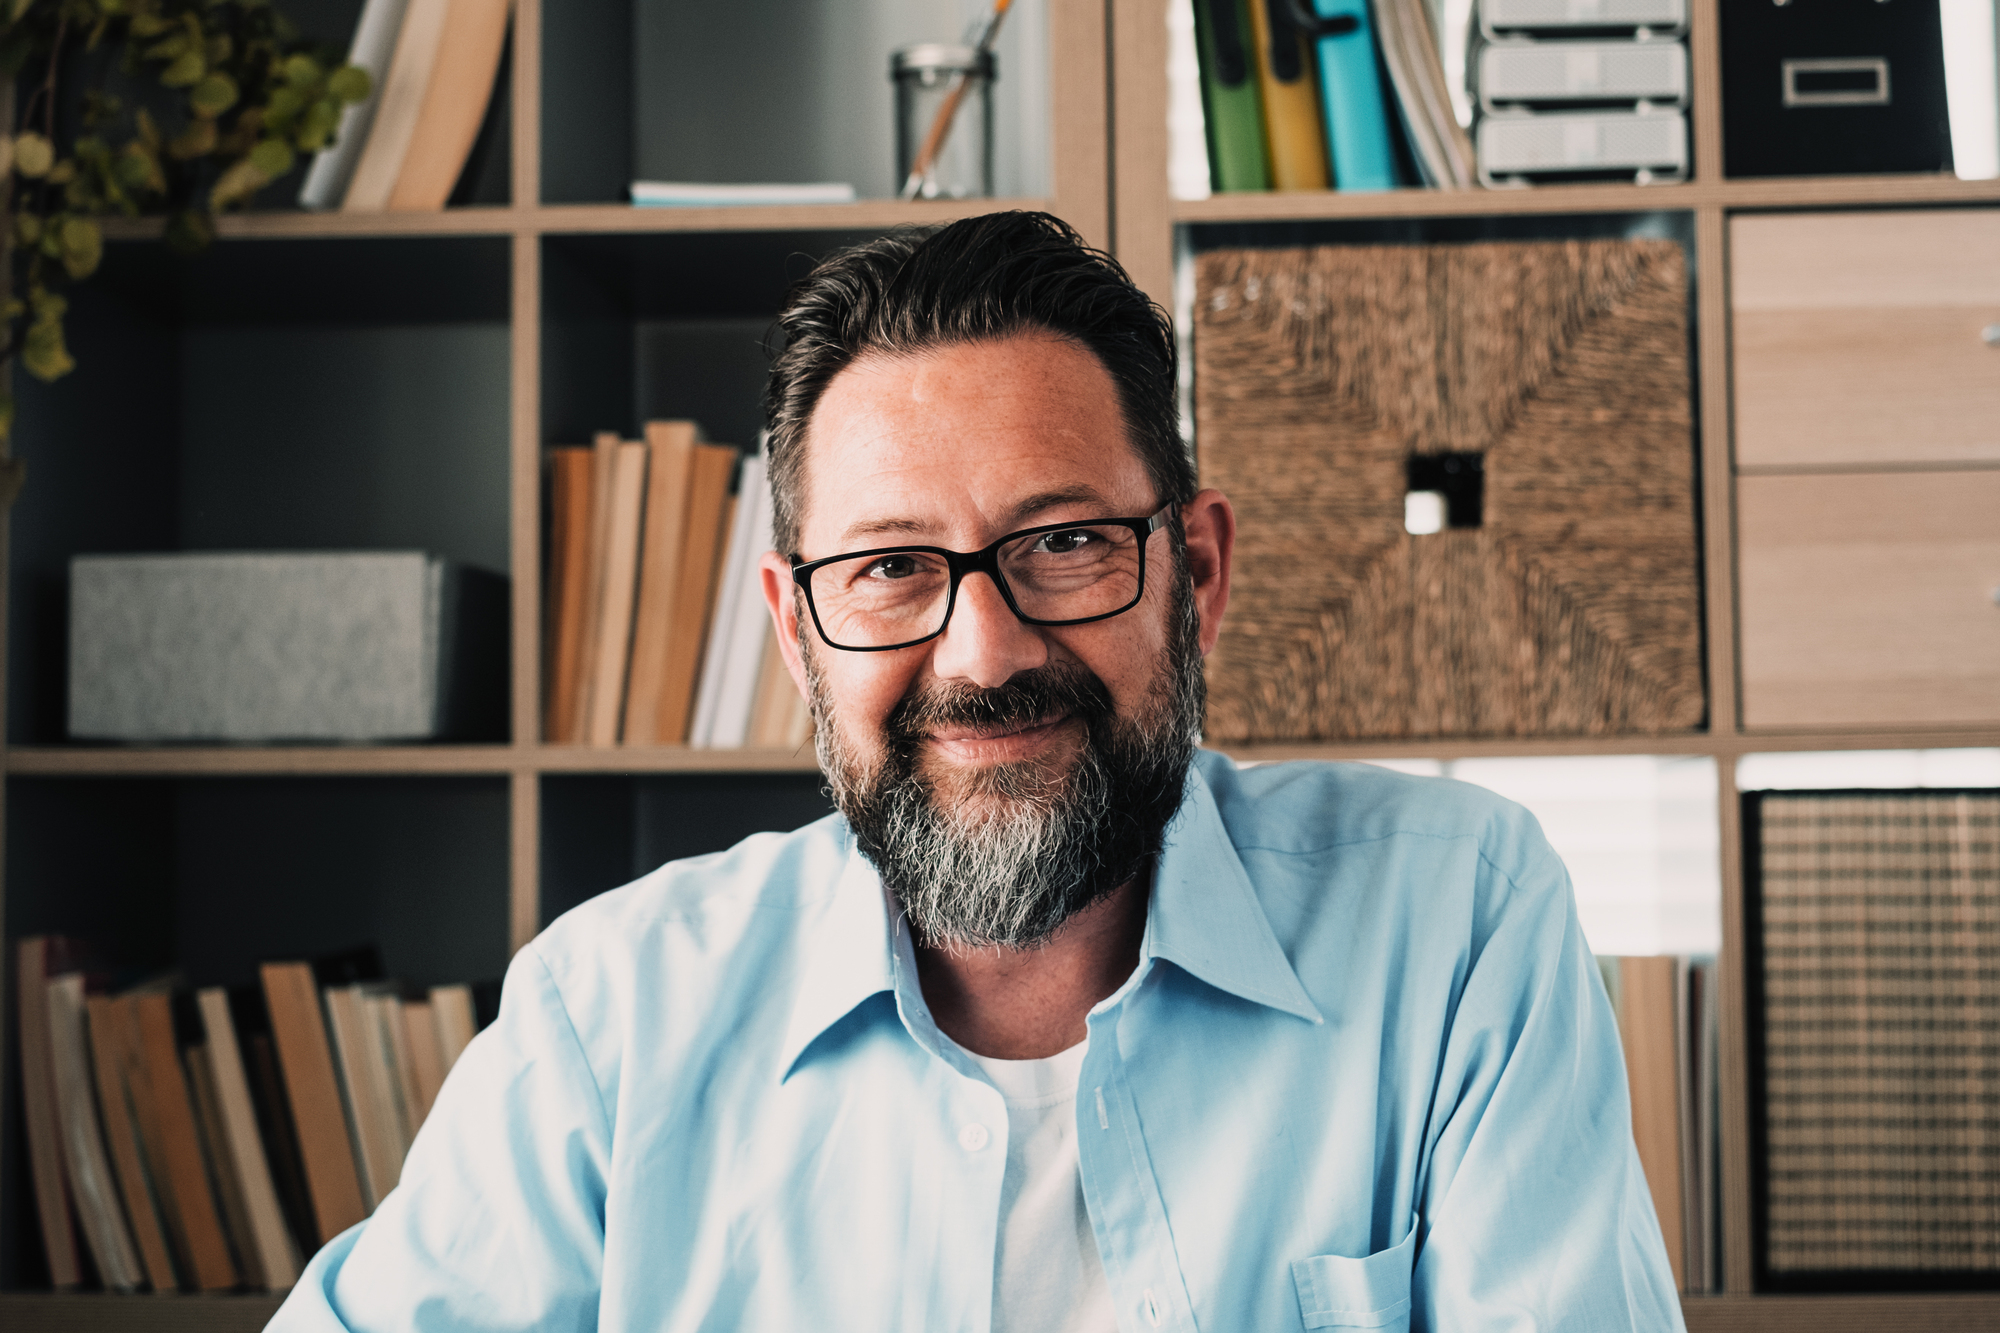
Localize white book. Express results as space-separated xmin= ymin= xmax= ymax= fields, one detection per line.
xmin=299 ymin=0 xmax=413 ymax=209
xmin=690 ymin=456 xmax=767 ymax=747
xmin=342 ymin=0 xmax=452 ymax=211
xmin=629 ymin=181 xmax=857 ymax=207
xmin=708 ymin=460 xmax=776 ymax=748
xmin=45 ymin=975 xmax=143 ymax=1290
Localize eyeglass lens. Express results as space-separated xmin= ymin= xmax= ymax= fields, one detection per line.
xmin=805 ymin=521 xmax=1148 ymax=649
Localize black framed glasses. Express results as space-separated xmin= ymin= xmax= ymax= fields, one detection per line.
xmin=790 ymin=503 xmax=1175 ymax=652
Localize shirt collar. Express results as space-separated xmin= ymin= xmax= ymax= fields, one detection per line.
xmin=1142 ymin=761 xmax=1324 ymax=1025
xmin=778 ymin=839 xmax=899 ymax=1081
xmin=777 ymin=757 xmax=1323 ymax=1081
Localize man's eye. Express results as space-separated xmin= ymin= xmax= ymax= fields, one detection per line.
xmin=865 ymin=555 xmax=921 ymax=580
xmin=1033 ymin=529 xmax=1098 ymax=555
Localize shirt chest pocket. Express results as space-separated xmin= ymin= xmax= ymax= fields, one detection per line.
xmin=1290 ymin=1215 xmax=1418 ymax=1330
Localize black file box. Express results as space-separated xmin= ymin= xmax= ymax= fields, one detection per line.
xmin=1721 ymin=0 xmax=1951 ymax=178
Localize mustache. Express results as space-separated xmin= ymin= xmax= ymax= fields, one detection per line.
xmin=885 ymin=662 xmax=1116 ymax=745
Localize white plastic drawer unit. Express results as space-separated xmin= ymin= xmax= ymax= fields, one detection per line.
xmin=1736 ymin=472 xmax=2000 ymax=729
xmin=1731 ymin=209 xmax=2000 ymax=470
xmin=1480 ymin=0 xmax=1687 ymax=37
xmin=1477 ymin=39 xmax=1689 ymax=110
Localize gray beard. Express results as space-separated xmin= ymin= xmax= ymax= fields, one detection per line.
xmin=808 ymin=571 xmax=1206 ymax=951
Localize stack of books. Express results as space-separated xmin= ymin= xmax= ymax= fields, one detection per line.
xmin=299 ymin=0 xmax=512 ymax=211
xmin=1471 ymin=0 xmax=1690 ymax=186
xmin=1190 ymin=0 xmax=1475 ymax=192
xmin=544 ymin=423 xmax=811 ymax=750
xmin=16 ymin=938 xmax=486 ymax=1292
xmin=1598 ymin=953 xmax=1721 ymax=1295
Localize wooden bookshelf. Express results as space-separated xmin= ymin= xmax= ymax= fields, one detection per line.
xmin=1 ymin=0 xmax=1993 ymax=1318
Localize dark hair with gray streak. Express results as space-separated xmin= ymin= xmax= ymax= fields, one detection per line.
xmin=762 ymin=211 xmax=1194 ymax=558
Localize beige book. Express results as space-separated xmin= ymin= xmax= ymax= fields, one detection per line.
xmin=386 ymin=0 xmax=513 ymax=210
xmin=195 ymin=988 xmax=301 ymax=1290
xmin=134 ymin=992 xmax=237 ymax=1290
xmin=402 ymin=1000 xmax=446 ymax=1126
xmin=368 ymin=993 xmax=420 ymax=1151
xmin=259 ymin=963 xmax=367 ymax=1245
xmin=431 ymin=984 xmax=478 ymax=1072
xmin=647 ymin=445 xmax=739 ymax=744
xmin=183 ymin=1042 xmax=261 ymax=1288
xmin=322 ymin=986 xmax=402 ymax=1210
xmin=623 ymin=421 xmax=701 ymax=743
xmin=570 ymin=433 xmax=622 ymax=743
xmin=748 ymin=623 xmax=802 ymax=749
xmin=585 ymin=441 xmax=651 ymax=745
xmin=342 ymin=0 xmax=453 ymax=210
xmin=16 ymin=939 xmax=81 ymax=1288
xmin=544 ymin=447 xmax=595 ymax=742
xmin=84 ymin=995 xmax=178 ymax=1292
xmin=1616 ymin=955 xmax=1686 ymax=1290
xmin=46 ymin=975 xmax=144 ymax=1290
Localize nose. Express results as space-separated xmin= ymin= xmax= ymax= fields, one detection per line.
xmin=928 ymin=570 xmax=1047 ymax=688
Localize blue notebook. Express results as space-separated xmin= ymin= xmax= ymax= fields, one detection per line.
xmin=1310 ymin=0 xmax=1400 ymax=191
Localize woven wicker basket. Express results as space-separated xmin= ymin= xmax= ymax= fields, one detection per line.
xmin=1196 ymin=238 xmax=1704 ymax=743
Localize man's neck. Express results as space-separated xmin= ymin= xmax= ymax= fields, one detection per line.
xmin=912 ymin=876 xmax=1149 ymax=1060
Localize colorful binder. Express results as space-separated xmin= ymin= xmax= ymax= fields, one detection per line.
xmin=1247 ymin=0 xmax=1331 ymax=189
xmin=1309 ymin=0 xmax=1400 ymax=191
xmin=1193 ymin=0 xmax=1272 ymax=191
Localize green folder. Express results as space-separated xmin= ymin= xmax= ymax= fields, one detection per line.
xmin=1193 ymin=0 xmax=1271 ymax=192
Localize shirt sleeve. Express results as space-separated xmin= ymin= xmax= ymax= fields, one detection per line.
xmin=1411 ymin=812 xmax=1686 ymax=1333
xmin=266 ymin=942 xmax=612 ymax=1333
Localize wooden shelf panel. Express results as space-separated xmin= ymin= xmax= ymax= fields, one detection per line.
xmin=533 ymin=197 xmax=1052 ymax=236
xmin=0 ymin=1294 xmax=285 ymax=1332
xmin=3 ymin=746 xmax=520 ymax=777
xmin=11 ymin=727 xmax=1996 ymax=778
xmin=0 ymin=1291 xmax=1991 ymax=1331
xmin=1682 ymin=1293 xmax=2000 ymax=1332
xmin=1174 ymin=173 xmax=2000 ymax=225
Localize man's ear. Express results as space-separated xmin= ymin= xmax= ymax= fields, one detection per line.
xmin=1179 ymin=488 xmax=1235 ymax=658
xmin=759 ymin=552 xmax=812 ymax=702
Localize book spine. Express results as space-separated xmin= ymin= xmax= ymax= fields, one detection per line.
xmin=259 ymin=963 xmax=369 ymax=1245
xmin=299 ymin=0 xmax=415 ymax=209
xmin=1311 ymin=0 xmax=1400 ymax=190
xmin=84 ymin=995 xmax=179 ymax=1291
xmin=1247 ymin=0 xmax=1331 ymax=189
xmin=1193 ymin=0 xmax=1272 ymax=191
xmin=46 ymin=975 xmax=144 ymax=1290
xmin=707 ymin=458 xmax=777 ymax=749
xmin=196 ymin=988 xmax=302 ymax=1289
xmin=16 ymin=939 xmax=82 ymax=1288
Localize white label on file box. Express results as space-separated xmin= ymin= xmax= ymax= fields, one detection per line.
xmin=1564 ymin=118 xmax=1601 ymax=165
xmin=1566 ymin=46 xmax=1603 ymax=92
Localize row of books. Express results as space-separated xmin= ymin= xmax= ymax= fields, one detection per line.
xmin=1192 ymin=0 xmax=1475 ymax=193
xmin=1600 ymin=953 xmax=1719 ymax=1295
xmin=17 ymin=938 xmax=484 ymax=1293
xmin=300 ymin=0 xmax=511 ymax=211
xmin=544 ymin=423 xmax=812 ymax=750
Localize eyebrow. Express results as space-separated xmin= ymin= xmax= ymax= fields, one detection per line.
xmin=838 ymin=483 xmax=1117 ymax=546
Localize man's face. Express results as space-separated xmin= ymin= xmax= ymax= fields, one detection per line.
xmin=759 ymin=332 xmax=1235 ymax=949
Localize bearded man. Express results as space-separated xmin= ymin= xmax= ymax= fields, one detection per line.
xmin=272 ymin=212 xmax=1683 ymax=1332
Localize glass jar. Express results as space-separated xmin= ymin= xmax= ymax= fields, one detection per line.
xmin=891 ymin=43 xmax=997 ymax=199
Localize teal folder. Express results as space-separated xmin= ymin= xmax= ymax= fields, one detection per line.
xmin=1310 ymin=0 xmax=1399 ymax=191
xmin=1194 ymin=0 xmax=1271 ymax=192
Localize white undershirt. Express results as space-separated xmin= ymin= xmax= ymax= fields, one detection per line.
xmin=960 ymin=1040 xmax=1121 ymax=1333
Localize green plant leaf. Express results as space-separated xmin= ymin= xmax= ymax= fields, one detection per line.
xmin=298 ymin=99 xmax=339 ymax=150
xmin=13 ymin=212 xmax=40 ymax=246
xmin=327 ymin=64 xmax=371 ymax=104
xmin=13 ymin=131 xmax=53 ymax=177
xmin=0 ymin=394 xmax=15 ymax=442
xmin=23 ymin=292 xmax=75 ymax=383
xmin=208 ymin=156 xmax=269 ymax=210
xmin=168 ymin=116 xmax=217 ymax=160
xmin=284 ymin=53 xmax=321 ymax=86
xmin=248 ymin=137 xmax=293 ymax=178
xmin=189 ymin=70 xmax=238 ymax=115
xmin=159 ymin=49 xmax=204 ymax=87
xmin=60 ymin=217 xmax=103 ymax=280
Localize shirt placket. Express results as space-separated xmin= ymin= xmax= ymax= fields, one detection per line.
xmin=1076 ymin=987 xmax=1200 ymax=1333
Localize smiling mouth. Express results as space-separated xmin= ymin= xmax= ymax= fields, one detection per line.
xmin=924 ymin=712 xmax=1075 ymax=753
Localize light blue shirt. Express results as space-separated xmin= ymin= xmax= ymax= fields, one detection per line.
xmin=271 ymin=753 xmax=1684 ymax=1332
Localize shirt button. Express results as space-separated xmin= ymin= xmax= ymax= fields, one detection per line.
xmin=958 ymin=1123 xmax=990 ymax=1152
xmin=1141 ymin=1288 xmax=1163 ymax=1327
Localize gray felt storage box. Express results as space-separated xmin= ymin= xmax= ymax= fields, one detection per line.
xmin=68 ymin=552 xmax=508 ymax=743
